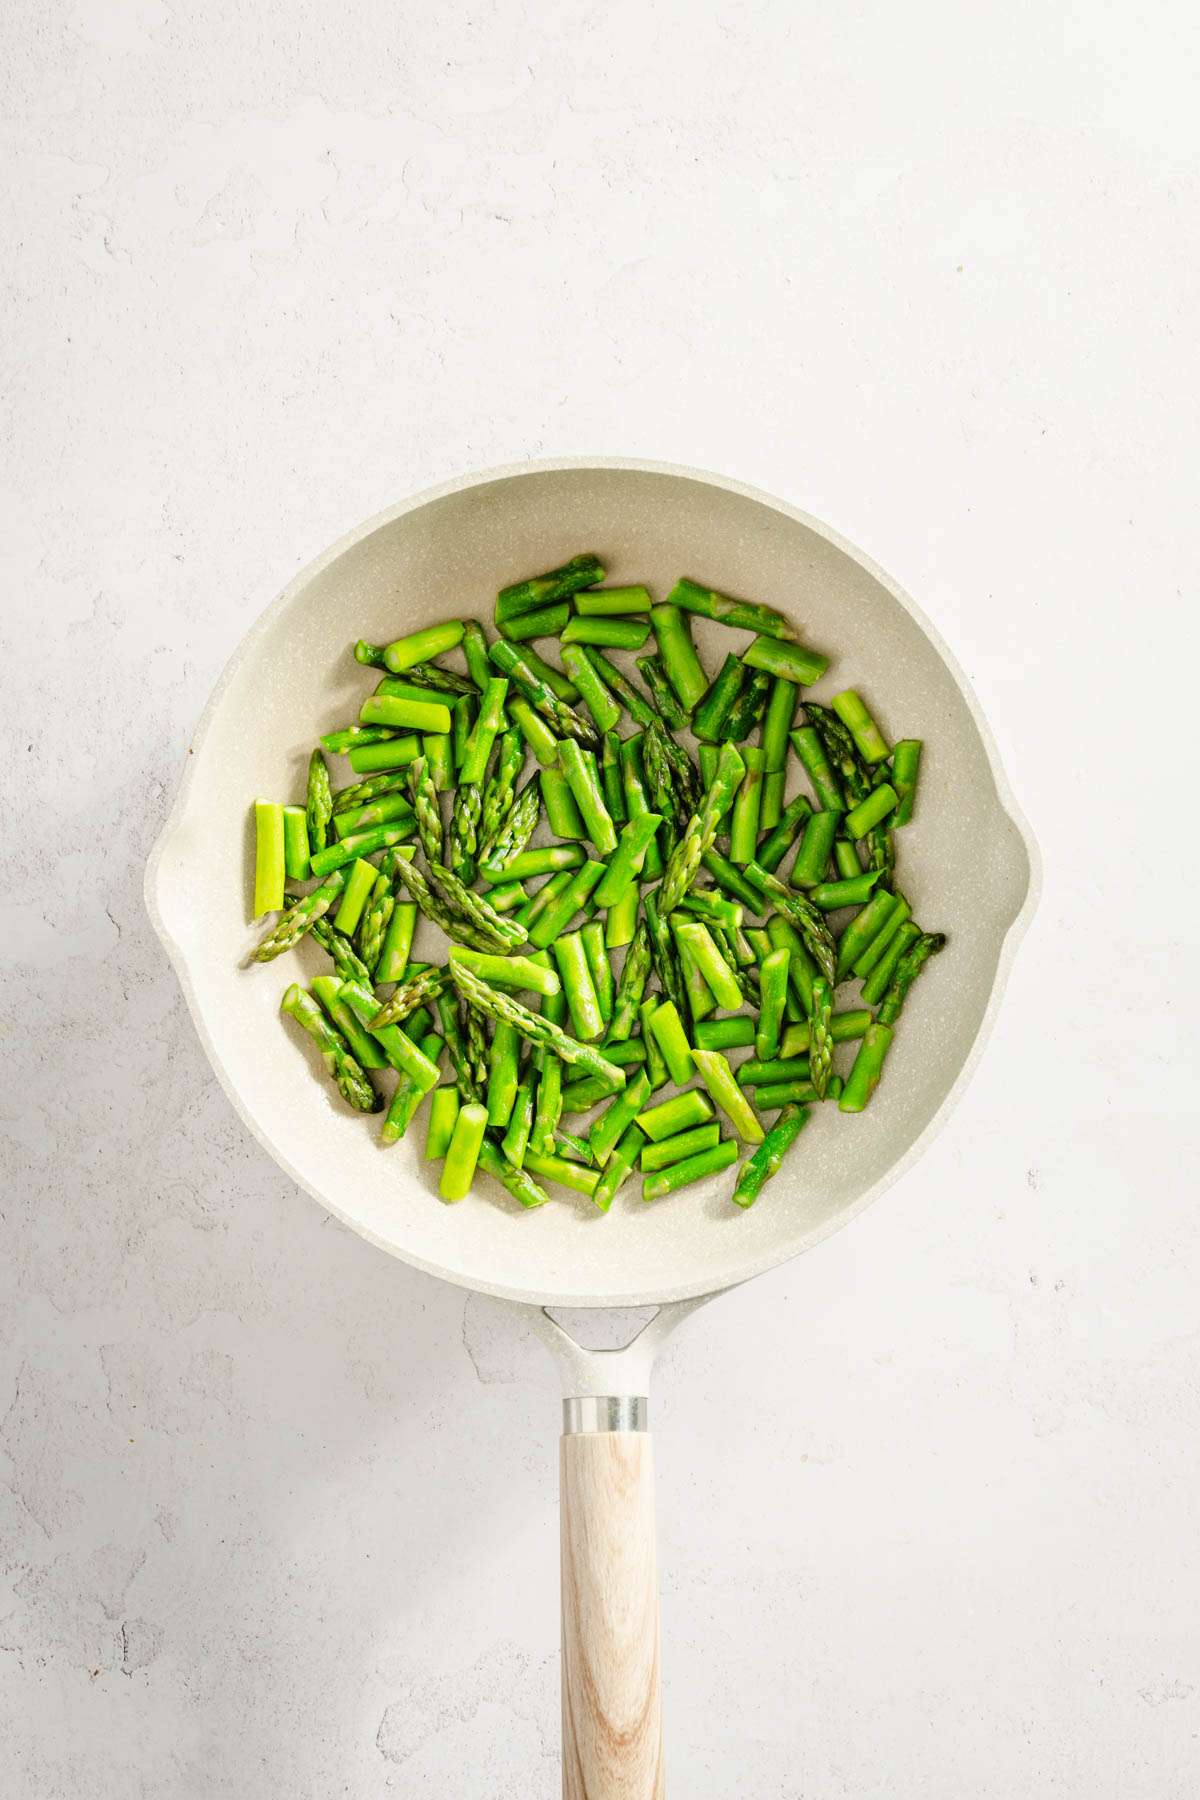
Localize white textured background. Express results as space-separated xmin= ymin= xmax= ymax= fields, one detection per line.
xmin=3 ymin=3 xmax=1199 ymax=1795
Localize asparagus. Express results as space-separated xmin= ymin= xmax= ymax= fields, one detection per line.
xmin=592 ymin=1124 xmax=646 ymax=1212
xmin=406 ymin=757 xmax=445 ymax=865
xmin=576 ymin=586 xmax=652 ymax=615
xmin=312 ymin=974 xmax=386 ymax=1069
xmin=736 ymin=1056 xmax=811 ymax=1087
xmin=635 ymin=655 xmax=689 ymax=729
xmin=557 ymin=648 xmax=626 ymax=738
xmin=877 ymin=931 xmax=947 ymax=1026
xmin=309 ymin=821 xmax=414 ymax=877
xmin=353 ymin=640 xmax=387 ymax=667
xmin=844 ymin=783 xmax=898 ymax=840
xmin=487 ymin=880 xmax=528 ymax=915
xmin=554 ymin=932 xmax=605 ymax=1041
xmin=462 ymin=620 xmax=500 ymax=708
xmin=333 ymin=769 xmax=409 ymax=813
xmin=448 ymin=947 xmax=560 ymax=997
xmin=891 ymin=739 xmax=922 ymax=825
xmin=360 ymin=693 xmax=453 ymax=735
xmin=357 ymin=849 xmax=402 ymax=972
xmin=639 ymin=999 xmax=670 ymax=1088
xmin=756 ymin=791 xmax=814 ymax=875
xmin=640 ymin=1122 xmax=721 ymax=1172
xmin=578 ymin=644 xmax=658 ymax=729
xmin=460 ymin=678 xmax=510 ymax=786
xmin=488 ymin=639 xmax=599 ymax=747
xmin=281 ymin=984 xmax=377 ymax=1111
xmin=648 ymin=604 xmax=707 ymax=710
xmin=692 ymin=654 xmax=746 ymax=743
xmin=284 ymin=806 xmax=312 ymax=883
xmin=330 ymin=791 xmax=415 ymax=839
xmin=832 ymin=689 xmax=889 ymax=763
xmin=309 ymin=913 xmax=372 ymax=985
xmin=500 ymin=1075 xmax=536 ymax=1166
xmin=619 ymin=735 xmax=665 ymax=879
xmin=838 ymin=1023 xmax=893 ymax=1112
xmin=691 ymin=1049 xmax=765 ymax=1143
xmin=860 ymin=920 xmax=921 ymax=1006
xmin=374 ymin=901 xmax=417 ymax=984
xmin=495 ymin=553 xmax=605 ymax=622
xmin=732 ymin=1103 xmax=809 ymax=1207
xmin=608 ymin=925 xmax=652 ymax=1041
xmin=562 ymin=614 xmax=651 ymax=653
xmin=643 ymin=1139 xmax=739 ymax=1200
xmin=448 ymin=960 xmax=627 ymax=1090
xmin=832 ymin=889 xmax=901 ymax=980
xmin=479 ymin=778 xmax=541 ymax=874
xmin=665 ymin=576 xmax=796 ymax=640
xmin=673 ymin=921 xmax=742 ymax=1011
xmin=729 ymin=748 xmax=766 ymax=865
xmin=392 ymin=857 xmax=500 ymax=952
xmin=755 ymin=947 xmax=790 ymax=1062
xmin=252 ymin=870 xmax=345 ymax=961
xmin=424 ymin=734 xmax=454 ymax=790
xmin=693 ymin=1016 xmax=755 ymax=1051
xmin=430 ymin=863 xmax=528 ymax=949
xmin=338 ymin=981 xmax=442 ymax=1089
xmin=790 ymin=810 xmax=842 ymax=888
xmin=590 ymin=1069 xmax=653 ymax=1168
xmin=657 ymin=742 xmax=747 ymax=917
xmin=601 ymin=732 xmax=626 ymax=826
xmin=701 ymin=850 xmax=764 ymax=912
xmin=744 ymin=634 xmax=830 ymax=687
xmin=526 ymin=859 xmax=605 ymax=949
xmin=581 ymin=919 xmax=614 ymax=1027
xmin=780 ymin=1009 xmax=872 ymax=1056
xmin=434 ymin=989 xmax=482 ymax=1103
xmin=486 ymin=1021 xmax=522 ymax=1128
xmin=446 ymin=781 xmax=482 ymax=884
xmin=476 ymin=1137 xmax=551 ymax=1208
xmin=382 ymin=621 xmax=465 ymax=673
xmin=253 ymin=801 xmax=285 ymax=916
xmin=474 ymin=729 xmax=521 ymax=853
xmin=808 ymin=976 xmax=833 ymax=1098
xmin=647 ymin=1000 xmax=694 ymax=1087
xmin=306 ymin=749 xmax=334 ymax=854
xmin=800 ymin=703 xmax=869 ymax=802
xmin=643 ymin=893 xmax=688 ymax=1022
xmin=635 ymin=1089 xmax=715 ymax=1141
xmin=462 ymin=1001 xmax=490 ymax=1094
xmin=638 ymin=725 xmax=680 ymax=854
xmin=368 ymin=964 xmax=448 ymax=1030
xmin=522 ymin=1148 xmax=601 ymax=1199
xmin=558 ymin=739 xmax=618 ymax=854
xmin=500 ymin=601 xmax=570 ymax=642
xmin=401 ymin=662 xmax=476 ymax=697
xmin=439 ymin=1101 xmax=489 ymax=1201
xmin=425 ymin=1085 xmax=460 ymax=1160
xmin=721 ymin=669 xmax=772 ymax=743
xmin=809 ymin=872 xmax=882 ymax=909
xmin=744 ymin=863 xmax=838 ymax=985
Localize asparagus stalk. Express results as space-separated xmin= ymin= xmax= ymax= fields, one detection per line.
xmin=562 ymin=614 xmax=650 ymax=651
xmin=406 ymin=756 xmax=445 ymax=865
xmin=439 ymin=1102 xmax=489 ymax=1201
xmin=657 ymin=742 xmax=747 ymax=917
xmin=368 ymin=965 xmax=449 ymax=1030
xmin=476 ymin=1136 xmax=551 ymax=1208
xmin=691 ymin=1049 xmax=765 ymax=1142
xmin=253 ymin=801 xmax=285 ymax=916
xmin=592 ymin=1124 xmax=646 ymax=1212
xmin=640 ymin=1123 xmax=721 ymax=1172
xmin=832 ymin=689 xmax=889 ymax=763
xmin=558 ymin=739 xmax=618 ymax=854
xmin=447 ymin=947 xmax=561 ymax=996
xmin=281 ymin=984 xmax=377 ymax=1111
xmin=495 ymin=553 xmax=605 ymax=622
xmin=643 ymin=1139 xmax=739 ymax=1200
xmin=635 ymin=655 xmax=689 ymax=729
xmin=429 ymin=863 xmax=528 ymax=948
xmin=648 ymin=604 xmax=708 ymax=710
xmin=635 ymin=1089 xmax=715 ymax=1141
xmin=489 ymin=639 xmax=599 ymax=747
xmin=745 ymin=862 xmax=838 ymax=984
xmin=252 ymin=870 xmax=345 ymax=961
xmin=890 ymin=739 xmax=922 ymax=825
xmin=732 ymin=1103 xmax=809 ymax=1207
xmin=448 ymin=960 xmax=627 ymax=1090
xmin=744 ymin=634 xmax=830 ymax=686
xmin=665 ymin=576 xmax=796 ymax=640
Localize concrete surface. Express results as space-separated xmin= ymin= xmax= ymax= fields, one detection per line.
xmin=2 ymin=2 xmax=1198 ymax=1794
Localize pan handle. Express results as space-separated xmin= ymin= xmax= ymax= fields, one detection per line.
xmin=534 ymin=1298 xmax=717 ymax=1798
xmin=560 ymin=1397 xmax=663 ymax=1797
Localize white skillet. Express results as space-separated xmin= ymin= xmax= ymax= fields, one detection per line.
xmin=146 ymin=458 xmax=1038 ymax=1797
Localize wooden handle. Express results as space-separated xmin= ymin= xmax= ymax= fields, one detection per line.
xmin=560 ymin=1429 xmax=664 ymax=1799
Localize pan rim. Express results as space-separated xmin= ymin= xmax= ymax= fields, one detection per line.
xmin=144 ymin=455 xmax=1042 ymax=1309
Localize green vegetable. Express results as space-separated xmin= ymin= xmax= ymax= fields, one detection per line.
xmin=360 ymin=693 xmax=452 ymax=735
xmin=809 ymin=872 xmax=883 ymax=909
xmin=732 ymin=1103 xmax=809 ymax=1207
xmin=439 ymin=1101 xmax=489 ymax=1200
xmin=665 ymin=576 xmax=795 ymax=640
xmin=754 ymin=947 xmax=790 ymax=1062
xmin=592 ymin=1124 xmax=645 ymax=1212
xmin=890 ymin=739 xmax=922 ymax=825
xmin=476 ymin=1137 xmax=550 ymax=1208
xmin=368 ymin=965 xmax=449 ymax=1031
xmin=635 ymin=1088 xmax=715 ymax=1141
xmin=780 ymin=1010 xmax=871 ymax=1056
xmin=790 ymin=810 xmax=842 ymax=888
xmin=383 ymin=621 xmax=465 ymax=673
xmin=554 ymin=932 xmax=605 ymax=1042
xmin=499 ymin=601 xmax=571 ymax=641
xmin=844 ymin=783 xmax=898 ymax=840
xmin=253 ymin=800 xmax=285 ymax=916
xmin=581 ymin=920 xmax=614 ymax=1027
xmin=562 ymin=614 xmax=650 ymax=650
xmin=575 ymin=586 xmax=652 ymax=615
xmin=691 ymin=1049 xmax=765 ymax=1143
xmin=496 ymin=554 xmax=605 ymax=623
xmin=647 ymin=1001 xmax=694 ymax=1087
xmin=831 ymin=689 xmax=889 ymax=763
xmin=332 ymin=857 xmax=379 ymax=936
xmin=729 ymin=747 xmax=765 ymax=865
xmin=693 ymin=1016 xmax=755 ymax=1051
xmin=643 ymin=1138 xmax=738 ymax=1200
xmin=558 ymin=738 xmax=618 ymax=854
xmin=833 ymin=888 xmax=901 ymax=980
xmin=448 ymin=947 xmax=560 ymax=997
xmin=522 ymin=1147 xmax=601 ymax=1198
xmin=649 ymin=604 xmax=707 ymax=710
xmin=635 ymin=655 xmax=689 ymax=729
xmin=743 ymin=634 xmax=830 ymax=686
xmin=281 ymin=983 xmax=377 ymax=1111
xmin=448 ymin=959 xmax=627 ymax=1090
xmin=425 ymin=1086 xmax=460 ymax=1160
xmin=640 ymin=1122 xmax=721 ymax=1172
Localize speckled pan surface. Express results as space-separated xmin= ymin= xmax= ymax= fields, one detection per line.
xmin=145 ymin=459 xmax=1038 ymax=1307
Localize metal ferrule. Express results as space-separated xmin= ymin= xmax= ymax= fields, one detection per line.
xmin=562 ymin=1396 xmax=648 ymax=1435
